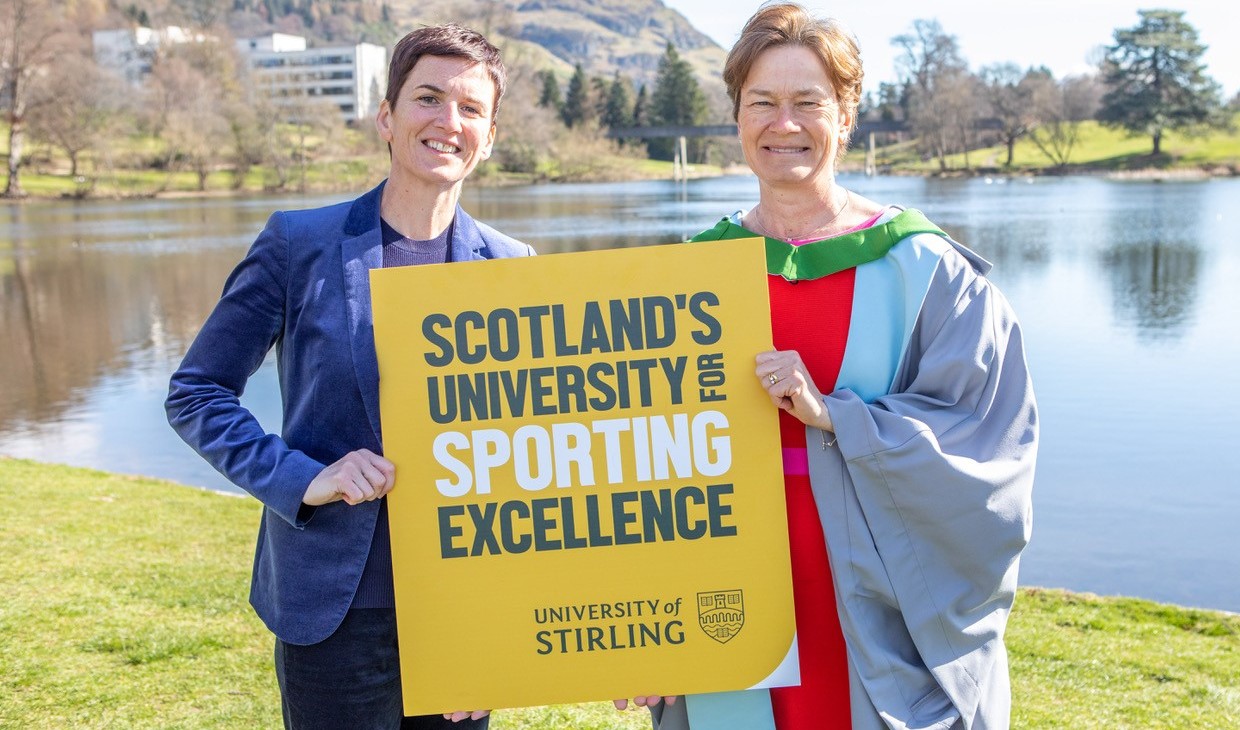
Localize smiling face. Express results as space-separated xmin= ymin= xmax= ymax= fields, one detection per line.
xmin=737 ymin=44 xmax=852 ymax=189
xmin=376 ymin=54 xmax=497 ymax=193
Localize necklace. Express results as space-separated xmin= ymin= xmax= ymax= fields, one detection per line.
xmin=750 ymin=188 xmax=852 ymax=243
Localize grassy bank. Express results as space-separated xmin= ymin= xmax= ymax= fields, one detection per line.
xmin=2 ymin=456 xmax=1237 ymax=728
xmin=0 ymin=153 xmax=723 ymax=199
xmin=0 ymin=120 xmax=722 ymax=200
xmin=860 ymin=116 xmax=1240 ymax=176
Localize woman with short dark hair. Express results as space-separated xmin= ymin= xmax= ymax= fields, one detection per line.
xmin=167 ymin=23 xmax=529 ymax=730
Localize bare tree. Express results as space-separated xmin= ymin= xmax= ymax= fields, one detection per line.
xmin=893 ymin=19 xmax=965 ymax=94
xmin=1029 ymin=73 xmax=1103 ymax=169
xmin=286 ymin=97 xmax=343 ymax=192
xmin=893 ymin=19 xmax=972 ymax=171
xmin=26 ymin=53 xmax=123 ymax=180
xmin=146 ymin=56 xmax=233 ymax=191
xmin=1 ymin=0 xmax=71 ymax=197
xmin=173 ymin=0 xmax=224 ymax=31
xmin=251 ymin=97 xmax=295 ymax=189
xmin=140 ymin=36 xmax=258 ymax=191
xmin=903 ymin=66 xmax=983 ymax=171
xmin=490 ymin=60 xmax=562 ymax=175
xmin=222 ymin=96 xmax=264 ymax=189
xmin=980 ymin=63 xmax=1046 ymax=167
xmin=945 ymin=70 xmax=985 ymax=170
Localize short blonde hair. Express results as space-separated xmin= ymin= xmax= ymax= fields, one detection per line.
xmin=724 ymin=4 xmax=864 ymax=154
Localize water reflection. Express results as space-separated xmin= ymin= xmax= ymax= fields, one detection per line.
xmin=0 ymin=177 xmax=1225 ymax=443
xmin=0 ymin=194 xmax=343 ymax=452
xmin=1099 ymin=185 xmax=1205 ymax=342
xmin=462 ymin=178 xmax=724 ymax=252
xmin=1101 ymin=241 xmax=1201 ymax=342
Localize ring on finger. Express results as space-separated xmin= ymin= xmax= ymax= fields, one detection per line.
xmin=768 ymin=373 xmax=778 ymax=385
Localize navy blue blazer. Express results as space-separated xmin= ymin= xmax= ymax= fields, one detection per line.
xmin=167 ymin=181 xmax=534 ymax=645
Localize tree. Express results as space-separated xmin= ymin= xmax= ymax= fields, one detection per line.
xmin=589 ymin=75 xmax=609 ymax=123
xmin=175 ymin=0 xmax=225 ymax=30
xmin=892 ymin=19 xmax=974 ymax=171
xmin=874 ymin=81 xmax=903 ymax=121
xmin=603 ymin=72 xmax=632 ymax=129
xmin=980 ymin=63 xmax=1044 ymax=167
xmin=491 ymin=63 xmax=562 ymax=176
xmin=147 ymin=56 xmax=234 ymax=191
xmin=537 ymin=70 xmax=562 ymax=113
xmin=939 ymin=69 xmax=985 ymax=170
xmin=1 ymin=0 xmax=71 ymax=197
xmin=144 ymin=36 xmax=254 ymax=192
xmin=632 ymin=84 xmax=648 ymax=126
xmin=1029 ymin=73 xmax=1103 ymax=168
xmin=893 ymin=19 xmax=965 ymax=96
xmin=26 ymin=53 xmax=121 ymax=180
xmin=562 ymin=63 xmax=588 ymax=128
xmin=648 ymin=43 xmax=706 ymax=161
xmin=1098 ymin=9 xmax=1222 ymax=155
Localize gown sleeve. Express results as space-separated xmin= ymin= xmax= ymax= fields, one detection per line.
xmin=816 ymin=244 xmax=1038 ymax=729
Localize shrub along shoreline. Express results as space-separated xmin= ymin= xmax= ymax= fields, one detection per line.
xmin=1 ymin=456 xmax=1236 ymax=728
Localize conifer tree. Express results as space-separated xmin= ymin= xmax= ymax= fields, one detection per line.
xmin=562 ymin=63 xmax=588 ymax=128
xmin=1099 ymin=9 xmax=1222 ymax=155
xmin=648 ymin=43 xmax=706 ymax=160
xmin=537 ymin=70 xmax=562 ymax=113
xmin=590 ymin=76 xmax=610 ymax=122
xmin=632 ymin=84 xmax=648 ymax=127
xmin=603 ymin=72 xmax=632 ymax=130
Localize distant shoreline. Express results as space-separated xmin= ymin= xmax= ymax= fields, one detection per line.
xmin=4 ymin=162 xmax=1235 ymax=204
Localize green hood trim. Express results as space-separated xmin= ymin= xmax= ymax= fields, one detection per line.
xmin=690 ymin=208 xmax=949 ymax=281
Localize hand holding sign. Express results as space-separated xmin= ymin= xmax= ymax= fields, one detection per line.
xmin=302 ymin=449 xmax=396 ymax=507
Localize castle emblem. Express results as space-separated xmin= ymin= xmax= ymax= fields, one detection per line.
xmin=697 ymin=589 xmax=745 ymax=644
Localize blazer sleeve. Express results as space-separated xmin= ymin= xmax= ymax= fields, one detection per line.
xmin=166 ymin=212 xmax=325 ymax=526
xmin=822 ymin=249 xmax=1037 ymax=728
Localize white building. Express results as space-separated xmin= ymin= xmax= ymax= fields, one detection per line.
xmin=237 ymin=34 xmax=387 ymax=124
xmin=92 ymin=26 xmax=387 ymax=124
xmin=237 ymin=33 xmax=307 ymax=54
xmin=92 ymin=26 xmax=203 ymax=84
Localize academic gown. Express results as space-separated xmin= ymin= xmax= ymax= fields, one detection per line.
xmin=652 ymin=208 xmax=1037 ymax=730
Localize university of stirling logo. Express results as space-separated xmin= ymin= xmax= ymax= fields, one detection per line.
xmin=697 ymin=589 xmax=745 ymax=644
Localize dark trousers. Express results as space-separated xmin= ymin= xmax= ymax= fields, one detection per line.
xmin=275 ymin=608 xmax=488 ymax=730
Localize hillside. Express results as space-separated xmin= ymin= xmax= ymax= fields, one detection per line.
xmin=217 ymin=0 xmax=730 ymax=113
xmin=389 ymin=0 xmax=727 ymax=88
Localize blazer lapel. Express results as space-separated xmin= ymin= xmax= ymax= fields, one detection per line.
xmin=451 ymin=205 xmax=490 ymax=262
xmin=341 ymin=183 xmax=386 ymax=446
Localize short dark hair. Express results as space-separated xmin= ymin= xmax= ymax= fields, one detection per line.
xmin=385 ymin=24 xmax=507 ymax=119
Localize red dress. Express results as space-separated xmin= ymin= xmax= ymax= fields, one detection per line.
xmin=766 ymin=268 xmax=855 ymax=729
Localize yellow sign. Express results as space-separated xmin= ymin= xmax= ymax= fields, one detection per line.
xmin=372 ymin=238 xmax=795 ymax=715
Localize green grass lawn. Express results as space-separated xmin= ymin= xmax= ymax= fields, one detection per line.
xmin=868 ymin=116 xmax=1240 ymax=175
xmin=1 ymin=456 xmax=1237 ymax=728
